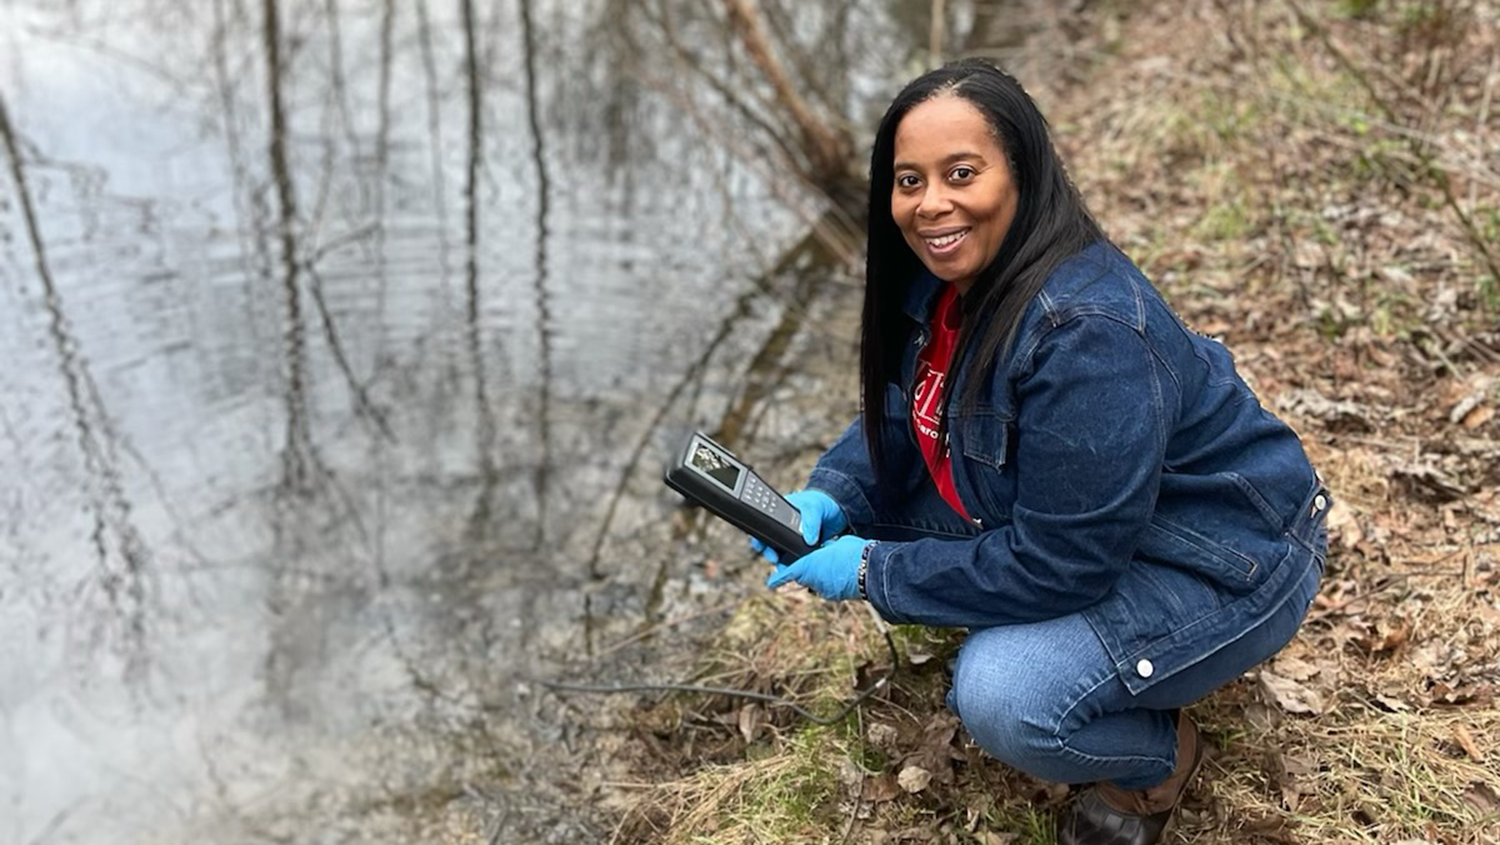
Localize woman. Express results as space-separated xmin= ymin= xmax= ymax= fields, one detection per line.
xmin=753 ymin=60 xmax=1328 ymax=845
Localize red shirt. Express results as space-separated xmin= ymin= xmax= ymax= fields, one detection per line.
xmin=911 ymin=283 xmax=970 ymax=520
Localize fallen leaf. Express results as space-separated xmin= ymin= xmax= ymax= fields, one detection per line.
xmin=867 ymin=722 xmax=900 ymax=753
xmin=864 ymin=774 xmax=901 ymax=803
xmin=1260 ymin=670 xmax=1325 ymax=714
xmin=1271 ymin=654 xmax=1321 ymax=681
xmin=839 ymin=760 xmax=864 ymax=788
xmin=1274 ymin=752 xmax=1319 ymax=813
xmin=974 ymin=832 xmax=1018 ymax=845
xmin=738 ymin=703 xmax=762 ymax=744
xmin=1245 ymin=701 xmax=1279 ymax=732
xmin=1325 ymin=503 xmax=1364 ymax=550
xmin=1356 ymin=617 xmax=1411 ymax=655
xmin=1449 ymin=393 xmax=1483 ymax=424
xmin=1462 ymin=405 xmax=1495 ymax=429
xmin=903 ymin=715 xmax=960 ymax=783
xmin=906 ymin=649 xmax=935 ymax=666
xmin=898 ymin=765 xmax=932 ymax=794
xmin=1428 ymin=681 xmax=1491 ymax=707
xmin=1453 ymin=724 xmax=1485 ymax=763
xmin=1465 ymin=781 xmax=1500 ymax=815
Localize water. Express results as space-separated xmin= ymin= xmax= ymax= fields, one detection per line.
xmin=0 ymin=0 xmax=1036 ymax=840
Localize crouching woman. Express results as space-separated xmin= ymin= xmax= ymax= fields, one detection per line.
xmin=754 ymin=60 xmax=1328 ymax=845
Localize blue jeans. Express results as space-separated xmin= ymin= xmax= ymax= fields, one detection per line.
xmin=944 ymin=552 xmax=1322 ymax=789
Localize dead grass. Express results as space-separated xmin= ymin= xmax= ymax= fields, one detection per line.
xmin=600 ymin=1 xmax=1500 ymax=843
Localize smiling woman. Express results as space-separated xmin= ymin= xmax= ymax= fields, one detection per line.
xmin=750 ymin=59 xmax=1330 ymax=845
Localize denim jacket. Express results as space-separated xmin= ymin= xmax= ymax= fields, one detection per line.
xmin=807 ymin=241 xmax=1329 ymax=693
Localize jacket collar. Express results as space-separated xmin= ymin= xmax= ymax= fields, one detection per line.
xmin=901 ymin=268 xmax=944 ymax=324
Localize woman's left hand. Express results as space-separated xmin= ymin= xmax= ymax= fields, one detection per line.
xmin=765 ymin=535 xmax=872 ymax=601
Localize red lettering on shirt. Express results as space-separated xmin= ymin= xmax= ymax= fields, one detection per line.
xmin=911 ymin=283 xmax=970 ymax=520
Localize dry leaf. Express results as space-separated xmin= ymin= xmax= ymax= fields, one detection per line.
xmin=898 ymin=765 xmax=933 ymax=794
xmin=1276 ymin=752 xmax=1318 ymax=813
xmin=1462 ymin=405 xmax=1495 ymax=429
xmin=1261 ymin=670 xmax=1325 ymax=714
xmin=1452 ymin=724 xmax=1485 ymax=763
xmin=1449 ymin=393 xmax=1483 ymax=424
xmin=1325 ymin=503 xmax=1364 ymax=550
xmin=1357 ymin=617 xmax=1411 ymax=655
xmin=906 ymin=649 xmax=935 ymax=666
xmin=839 ymin=760 xmax=864 ymax=788
xmin=864 ymin=774 xmax=901 ymax=803
xmin=1245 ymin=701 xmax=1279 ymax=732
xmin=1428 ymin=681 xmax=1489 ymax=706
xmin=1465 ymin=781 xmax=1500 ymax=815
xmin=867 ymin=722 xmax=900 ymax=753
xmin=738 ymin=703 xmax=762 ymax=744
xmin=974 ymin=833 xmax=1018 ymax=845
xmin=1271 ymin=654 xmax=1321 ymax=681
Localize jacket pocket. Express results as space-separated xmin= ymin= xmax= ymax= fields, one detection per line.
xmin=1136 ymin=516 xmax=1261 ymax=587
xmin=958 ymin=409 xmax=1011 ymax=469
xmin=955 ymin=410 xmax=1015 ymax=521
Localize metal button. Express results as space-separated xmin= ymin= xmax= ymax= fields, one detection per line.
xmin=1136 ymin=659 xmax=1155 ymax=679
xmin=1313 ymin=494 xmax=1327 ymax=513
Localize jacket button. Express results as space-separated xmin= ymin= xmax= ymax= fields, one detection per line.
xmin=1313 ymin=494 xmax=1327 ymax=513
xmin=1135 ymin=659 xmax=1154 ymax=679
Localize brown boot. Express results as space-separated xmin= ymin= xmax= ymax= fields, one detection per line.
xmin=1057 ymin=710 xmax=1204 ymax=845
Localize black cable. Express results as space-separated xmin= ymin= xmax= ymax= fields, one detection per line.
xmin=537 ymin=627 xmax=901 ymax=726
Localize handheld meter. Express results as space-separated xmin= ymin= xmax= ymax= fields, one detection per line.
xmin=664 ymin=431 xmax=816 ymax=563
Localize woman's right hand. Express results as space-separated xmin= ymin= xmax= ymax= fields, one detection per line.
xmin=748 ymin=489 xmax=849 ymax=564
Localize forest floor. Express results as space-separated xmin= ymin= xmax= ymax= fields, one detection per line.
xmin=570 ymin=1 xmax=1500 ymax=843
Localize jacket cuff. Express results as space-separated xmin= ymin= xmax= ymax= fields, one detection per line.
xmin=805 ymin=467 xmax=876 ymax=529
xmin=861 ymin=540 xmax=910 ymax=624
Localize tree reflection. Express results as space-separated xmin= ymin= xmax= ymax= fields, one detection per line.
xmin=0 ymin=95 xmax=153 ymax=674
xmin=520 ymin=0 xmax=553 ymax=551
xmin=260 ymin=0 xmax=319 ymax=494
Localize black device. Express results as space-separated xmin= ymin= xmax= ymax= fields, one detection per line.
xmin=664 ymin=431 xmax=815 ymax=563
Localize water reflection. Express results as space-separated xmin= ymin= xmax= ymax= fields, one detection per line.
xmin=0 ymin=0 xmax=966 ymax=840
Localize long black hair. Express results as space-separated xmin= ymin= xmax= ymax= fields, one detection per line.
xmin=860 ymin=59 xmax=1103 ymax=476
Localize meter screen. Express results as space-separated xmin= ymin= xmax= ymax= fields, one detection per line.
xmin=689 ymin=442 xmax=741 ymax=492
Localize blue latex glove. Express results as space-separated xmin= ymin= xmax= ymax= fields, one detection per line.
xmin=749 ymin=489 xmax=849 ymax=565
xmin=765 ymin=535 xmax=872 ymax=601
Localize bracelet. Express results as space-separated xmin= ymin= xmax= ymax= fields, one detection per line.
xmin=857 ymin=541 xmax=876 ymax=600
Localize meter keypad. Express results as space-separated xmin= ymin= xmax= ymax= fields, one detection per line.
xmin=743 ymin=474 xmax=799 ymax=529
